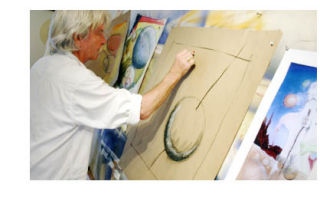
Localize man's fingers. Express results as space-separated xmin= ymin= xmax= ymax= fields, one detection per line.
xmin=175 ymin=49 xmax=196 ymax=71
xmin=187 ymin=58 xmax=195 ymax=66
xmin=179 ymin=49 xmax=195 ymax=58
xmin=178 ymin=49 xmax=188 ymax=57
xmin=187 ymin=53 xmax=194 ymax=61
xmin=186 ymin=51 xmax=196 ymax=63
xmin=185 ymin=51 xmax=195 ymax=60
xmin=183 ymin=51 xmax=193 ymax=58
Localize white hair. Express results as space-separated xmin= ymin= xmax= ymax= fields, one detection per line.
xmin=45 ymin=10 xmax=110 ymax=55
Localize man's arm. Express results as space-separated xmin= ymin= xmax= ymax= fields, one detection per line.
xmin=140 ymin=49 xmax=195 ymax=120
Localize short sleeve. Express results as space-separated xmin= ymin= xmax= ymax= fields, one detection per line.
xmin=70 ymin=71 xmax=142 ymax=129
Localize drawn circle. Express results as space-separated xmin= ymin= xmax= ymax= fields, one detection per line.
xmin=164 ymin=97 xmax=205 ymax=161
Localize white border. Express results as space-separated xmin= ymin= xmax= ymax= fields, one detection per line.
xmin=225 ymin=49 xmax=317 ymax=180
xmin=1 ymin=5 xmax=319 ymax=213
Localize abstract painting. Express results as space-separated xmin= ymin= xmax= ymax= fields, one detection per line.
xmin=116 ymin=14 xmax=166 ymax=92
xmin=86 ymin=11 xmax=130 ymax=86
xmin=89 ymin=128 xmax=128 ymax=180
xmin=234 ymin=49 xmax=317 ymax=180
xmin=205 ymin=11 xmax=263 ymax=30
xmin=129 ymin=11 xmax=209 ymax=45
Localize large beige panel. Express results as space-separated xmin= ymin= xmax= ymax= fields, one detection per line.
xmin=151 ymin=58 xmax=249 ymax=179
xmin=132 ymin=46 xmax=236 ymax=168
xmin=120 ymin=144 xmax=157 ymax=180
xmin=124 ymin=27 xmax=281 ymax=179
xmin=194 ymin=30 xmax=283 ymax=179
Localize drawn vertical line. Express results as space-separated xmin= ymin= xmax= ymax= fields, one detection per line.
xmin=194 ymin=41 xmax=249 ymax=110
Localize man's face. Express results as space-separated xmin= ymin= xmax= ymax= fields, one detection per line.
xmin=76 ymin=24 xmax=106 ymax=63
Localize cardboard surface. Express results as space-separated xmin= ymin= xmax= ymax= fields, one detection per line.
xmin=123 ymin=27 xmax=281 ymax=179
xmin=120 ymin=144 xmax=157 ymax=180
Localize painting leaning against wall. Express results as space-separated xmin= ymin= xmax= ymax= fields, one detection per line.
xmin=116 ymin=14 xmax=166 ymax=92
xmin=86 ymin=11 xmax=130 ymax=86
xmin=238 ymin=60 xmax=317 ymax=180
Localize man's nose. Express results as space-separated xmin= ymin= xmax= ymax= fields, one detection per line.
xmin=101 ymin=36 xmax=106 ymax=46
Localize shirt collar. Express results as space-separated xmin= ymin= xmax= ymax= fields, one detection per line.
xmin=57 ymin=51 xmax=87 ymax=69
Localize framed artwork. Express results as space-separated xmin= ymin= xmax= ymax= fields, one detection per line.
xmin=117 ymin=14 xmax=166 ymax=92
xmin=225 ymin=49 xmax=317 ymax=180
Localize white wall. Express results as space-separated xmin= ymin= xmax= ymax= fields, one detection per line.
xmin=30 ymin=10 xmax=316 ymax=71
xmin=261 ymin=11 xmax=317 ymax=78
xmin=30 ymin=10 xmax=53 ymax=67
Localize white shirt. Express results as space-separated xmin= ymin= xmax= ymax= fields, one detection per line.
xmin=30 ymin=52 xmax=142 ymax=180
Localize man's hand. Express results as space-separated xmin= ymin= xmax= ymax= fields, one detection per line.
xmin=169 ymin=49 xmax=196 ymax=79
xmin=140 ymin=49 xmax=196 ymax=120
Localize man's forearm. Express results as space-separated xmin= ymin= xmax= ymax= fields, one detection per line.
xmin=140 ymin=72 xmax=181 ymax=120
xmin=139 ymin=49 xmax=195 ymax=120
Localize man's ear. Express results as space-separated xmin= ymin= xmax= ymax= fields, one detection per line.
xmin=73 ymin=33 xmax=81 ymax=49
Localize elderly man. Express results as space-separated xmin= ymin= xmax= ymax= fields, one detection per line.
xmin=30 ymin=11 xmax=195 ymax=179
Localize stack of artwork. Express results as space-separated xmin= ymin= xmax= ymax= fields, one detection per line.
xmin=129 ymin=11 xmax=209 ymax=45
xmin=117 ymin=14 xmax=166 ymax=92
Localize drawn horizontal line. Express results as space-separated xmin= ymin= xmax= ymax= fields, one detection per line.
xmin=174 ymin=42 xmax=252 ymax=62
